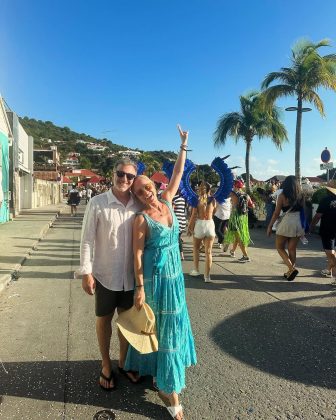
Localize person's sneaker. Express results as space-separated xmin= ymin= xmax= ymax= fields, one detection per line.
xmin=321 ymin=269 xmax=332 ymax=277
xmin=204 ymin=275 xmax=211 ymax=283
xmin=237 ymin=256 xmax=251 ymax=263
xmin=229 ymin=250 xmax=235 ymax=258
xmin=189 ymin=269 xmax=200 ymax=276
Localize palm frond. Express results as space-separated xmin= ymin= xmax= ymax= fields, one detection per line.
xmin=213 ymin=112 xmax=245 ymax=147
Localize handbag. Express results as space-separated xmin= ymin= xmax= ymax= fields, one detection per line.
xmin=272 ymin=207 xmax=293 ymax=231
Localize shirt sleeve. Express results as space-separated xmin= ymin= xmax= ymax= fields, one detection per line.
xmin=316 ymin=197 xmax=328 ymax=214
xmin=77 ymin=199 xmax=98 ymax=275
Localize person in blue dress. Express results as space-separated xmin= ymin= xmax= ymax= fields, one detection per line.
xmin=124 ymin=125 xmax=197 ymax=420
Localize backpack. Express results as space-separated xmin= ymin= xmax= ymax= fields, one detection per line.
xmin=236 ymin=192 xmax=248 ymax=215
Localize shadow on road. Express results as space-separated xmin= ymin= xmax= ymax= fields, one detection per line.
xmin=210 ymin=300 xmax=336 ymax=389
xmin=0 ymin=360 xmax=167 ymax=419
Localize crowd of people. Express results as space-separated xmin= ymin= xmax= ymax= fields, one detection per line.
xmin=76 ymin=125 xmax=335 ymax=420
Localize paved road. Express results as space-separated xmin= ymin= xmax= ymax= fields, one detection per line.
xmin=0 ymin=206 xmax=336 ymax=419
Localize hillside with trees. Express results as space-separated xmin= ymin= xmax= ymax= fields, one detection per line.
xmin=20 ymin=117 xmax=178 ymax=177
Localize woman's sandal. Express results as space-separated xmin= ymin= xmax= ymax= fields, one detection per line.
xmin=167 ymin=404 xmax=184 ymax=419
xmin=287 ymin=268 xmax=299 ymax=281
xmin=118 ymin=367 xmax=142 ymax=384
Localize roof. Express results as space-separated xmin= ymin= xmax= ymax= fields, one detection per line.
xmin=306 ymin=177 xmax=324 ymax=183
xmin=150 ymin=172 xmax=169 ymax=184
xmin=64 ymin=169 xmax=98 ymax=177
xmin=63 ymin=176 xmax=72 ymax=183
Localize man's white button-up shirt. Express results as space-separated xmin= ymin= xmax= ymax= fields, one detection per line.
xmin=78 ymin=189 xmax=142 ymax=291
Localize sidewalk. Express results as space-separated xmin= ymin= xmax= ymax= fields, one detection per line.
xmin=0 ymin=202 xmax=68 ymax=294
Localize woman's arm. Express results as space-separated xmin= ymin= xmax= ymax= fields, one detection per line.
xmin=133 ymin=214 xmax=147 ymax=310
xmin=162 ymin=124 xmax=189 ymax=202
xmin=267 ymin=193 xmax=284 ymax=236
xmin=187 ymin=207 xmax=198 ymax=235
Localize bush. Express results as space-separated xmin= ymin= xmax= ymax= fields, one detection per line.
xmin=311 ymin=187 xmax=328 ymax=204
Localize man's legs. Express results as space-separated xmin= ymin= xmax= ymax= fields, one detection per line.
xmin=96 ymin=314 xmax=114 ymax=388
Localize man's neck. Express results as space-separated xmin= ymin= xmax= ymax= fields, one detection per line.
xmin=111 ymin=186 xmax=131 ymax=205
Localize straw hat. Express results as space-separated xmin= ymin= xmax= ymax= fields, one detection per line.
xmin=116 ymin=303 xmax=158 ymax=354
xmin=326 ymin=186 xmax=336 ymax=196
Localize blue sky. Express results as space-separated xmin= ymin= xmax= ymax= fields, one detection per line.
xmin=1 ymin=0 xmax=336 ymax=179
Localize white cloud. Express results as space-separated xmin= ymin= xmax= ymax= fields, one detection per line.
xmin=267 ymin=159 xmax=278 ymax=165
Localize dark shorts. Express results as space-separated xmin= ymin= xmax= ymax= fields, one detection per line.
xmin=320 ymin=234 xmax=336 ymax=251
xmin=95 ymin=280 xmax=134 ymax=317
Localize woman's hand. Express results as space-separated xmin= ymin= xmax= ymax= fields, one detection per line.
xmin=266 ymin=225 xmax=272 ymax=237
xmin=134 ymin=286 xmax=145 ymax=310
xmin=177 ymin=124 xmax=188 ymax=147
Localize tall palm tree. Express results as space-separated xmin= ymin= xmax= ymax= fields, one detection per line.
xmin=213 ymin=91 xmax=288 ymax=192
xmin=262 ymin=38 xmax=336 ymax=181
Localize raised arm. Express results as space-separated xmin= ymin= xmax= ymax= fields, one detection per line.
xmin=162 ymin=124 xmax=189 ymax=202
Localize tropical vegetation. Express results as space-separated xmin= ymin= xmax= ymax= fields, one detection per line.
xmin=261 ymin=38 xmax=336 ymax=181
xmin=213 ymin=91 xmax=288 ymax=191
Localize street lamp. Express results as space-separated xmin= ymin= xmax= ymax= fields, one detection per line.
xmin=285 ymin=107 xmax=312 ymax=112
xmin=285 ymin=106 xmax=312 ymax=182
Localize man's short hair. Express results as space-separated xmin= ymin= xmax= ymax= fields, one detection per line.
xmin=113 ymin=158 xmax=137 ymax=173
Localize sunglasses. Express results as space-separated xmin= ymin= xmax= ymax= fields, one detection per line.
xmin=136 ymin=183 xmax=153 ymax=196
xmin=115 ymin=170 xmax=136 ymax=181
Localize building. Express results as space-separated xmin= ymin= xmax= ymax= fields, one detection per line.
xmin=0 ymin=96 xmax=12 ymax=223
xmin=118 ymin=150 xmax=141 ymax=158
xmin=6 ymin=111 xmax=34 ymax=215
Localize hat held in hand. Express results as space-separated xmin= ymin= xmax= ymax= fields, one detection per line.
xmin=116 ymin=303 xmax=158 ymax=354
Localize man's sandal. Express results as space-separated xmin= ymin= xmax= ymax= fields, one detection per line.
xmin=167 ymin=404 xmax=184 ymax=419
xmin=99 ymin=369 xmax=116 ymax=391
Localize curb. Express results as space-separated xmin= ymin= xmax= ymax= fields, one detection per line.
xmin=0 ymin=209 xmax=63 ymax=295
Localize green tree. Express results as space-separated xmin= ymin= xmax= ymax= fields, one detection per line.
xmin=80 ymin=156 xmax=92 ymax=169
xmin=213 ymin=91 xmax=287 ymax=192
xmin=262 ymin=38 xmax=336 ymax=181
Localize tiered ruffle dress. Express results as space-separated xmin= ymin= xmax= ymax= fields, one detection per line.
xmin=124 ymin=200 xmax=197 ymax=394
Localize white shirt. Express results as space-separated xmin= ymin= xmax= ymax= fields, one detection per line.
xmin=78 ymin=189 xmax=142 ymax=291
xmin=214 ymin=198 xmax=231 ymax=220
xmin=86 ymin=188 xmax=92 ymax=198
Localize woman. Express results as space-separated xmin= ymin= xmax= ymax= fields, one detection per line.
xmin=224 ymin=179 xmax=254 ymax=262
xmin=124 ymin=125 xmax=196 ymax=420
xmin=267 ymin=175 xmax=305 ymax=281
xmin=188 ymin=181 xmax=216 ymax=282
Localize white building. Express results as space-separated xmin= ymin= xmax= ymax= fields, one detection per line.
xmin=118 ymin=150 xmax=141 ymax=158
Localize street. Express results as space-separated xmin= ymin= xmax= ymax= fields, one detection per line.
xmin=0 ymin=205 xmax=336 ymax=419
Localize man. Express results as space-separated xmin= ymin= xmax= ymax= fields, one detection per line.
xmin=309 ymin=186 xmax=336 ymax=285
xmin=78 ymin=158 xmax=141 ymax=390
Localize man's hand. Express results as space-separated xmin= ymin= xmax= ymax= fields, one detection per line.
xmin=82 ymin=274 xmax=96 ymax=295
xmin=134 ymin=286 xmax=145 ymax=310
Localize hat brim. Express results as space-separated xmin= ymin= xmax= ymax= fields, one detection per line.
xmin=117 ymin=324 xmax=158 ymax=354
xmin=326 ymin=186 xmax=336 ymax=196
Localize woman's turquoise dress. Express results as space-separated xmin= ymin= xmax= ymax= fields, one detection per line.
xmin=124 ymin=200 xmax=197 ymax=394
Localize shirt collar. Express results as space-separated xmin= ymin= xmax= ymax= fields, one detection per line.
xmin=107 ymin=188 xmax=135 ymax=207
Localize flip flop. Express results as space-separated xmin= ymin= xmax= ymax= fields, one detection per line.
xmin=99 ymin=369 xmax=116 ymax=391
xmin=118 ymin=367 xmax=142 ymax=384
xmin=287 ymin=269 xmax=299 ymax=281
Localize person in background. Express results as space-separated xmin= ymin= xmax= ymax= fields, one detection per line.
xmin=213 ymin=197 xmax=231 ymax=253
xmin=309 ymin=185 xmax=336 ymax=284
xmin=188 ymin=181 xmax=216 ymax=282
xmin=267 ymin=175 xmax=305 ymax=281
xmin=224 ymin=179 xmax=254 ymax=262
xmin=86 ymin=186 xmax=92 ymax=204
xmin=172 ymin=189 xmax=187 ymax=260
xmin=68 ymin=184 xmax=81 ymax=216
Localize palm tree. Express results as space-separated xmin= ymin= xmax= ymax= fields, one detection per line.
xmin=213 ymin=91 xmax=288 ymax=192
xmin=262 ymin=38 xmax=336 ymax=181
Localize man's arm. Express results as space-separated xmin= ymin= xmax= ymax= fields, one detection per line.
xmin=78 ymin=200 xmax=98 ymax=295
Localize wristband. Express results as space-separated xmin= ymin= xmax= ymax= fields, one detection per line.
xmin=136 ymin=285 xmax=144 ymax=288
xmin=180 ymin=146 xmax=188 ymax=151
